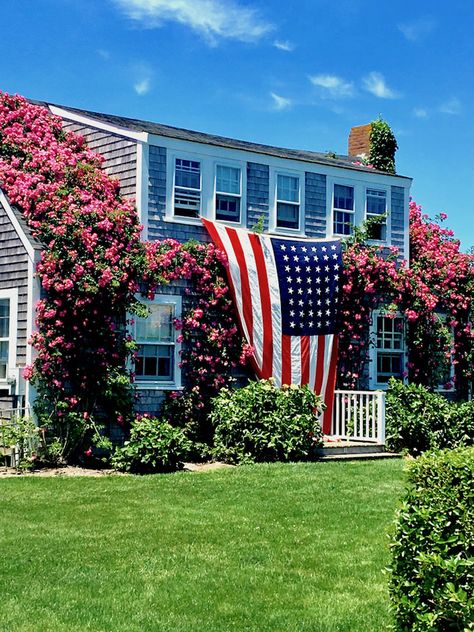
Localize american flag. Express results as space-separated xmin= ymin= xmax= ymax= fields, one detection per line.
xmin=202 ymin=219 xmax=343 ymax=433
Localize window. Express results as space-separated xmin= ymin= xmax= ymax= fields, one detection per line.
xmin=333 ymin=184 xmax=354 ymax=235
xmin=374 ymin=314 xmax=405 ymax=384
xmin=276 ymin=174 xmax=300 ymax=229
xmin=216 ymin=165 xmax=241 ymax=223
xmin=0 ymin=299 xmax=9 ymax=380
xmin=174 ymin=159 xmax=201 ymax=218
xmin=366 ymin=189 xmax=387 ymax=240
xmin=134 ymin=297 xmax=181 ymax=386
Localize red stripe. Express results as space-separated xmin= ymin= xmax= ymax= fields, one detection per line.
xmin=248 ymin=233 xmax=273 ymax=379
xmin=281 ymin=335 xmax=292 ymax=385
xmin=300 ymin=336 xmax=310 ymax=385
xmin=314 ymin=336 xmax=326 ymax=395
xmin=226 ymin=228 xmax=253 ymax=348
xmin=322 ymin=336 xmax=339 ymax=435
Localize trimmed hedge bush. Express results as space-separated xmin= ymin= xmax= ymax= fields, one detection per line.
xmin=385 ymin=379 xmax=474 ymax=455
xmin=389 ymin=447 xmax=474 ymax=631
xmin=210 ymin=379 xmax=324 ymax=464
xmin=112 ymin=416 xmax=191 ymax=473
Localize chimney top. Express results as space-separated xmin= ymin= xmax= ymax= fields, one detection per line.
xmin=348 ymin=124 xmax=372 ymax=157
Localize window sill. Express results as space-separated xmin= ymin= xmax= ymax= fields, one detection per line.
xmin=134 ymin=382 xmax=183 ymax=391
xmin=163 ymin=216 xmax=203 ymax=227
xmin=268 ymin=227 xmax=305 ymax=238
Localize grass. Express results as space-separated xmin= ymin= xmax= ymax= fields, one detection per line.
xmin=0 ymin=460 xmax=404 ymax=631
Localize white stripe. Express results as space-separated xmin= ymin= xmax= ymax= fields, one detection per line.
xmin=320 ymin=335 xmax=334 ymax=400
xmin=290 ymin=336 xmax=302 ymax=385
xmin=239 ymin=230 xmax=264 ymax=371
xmin=261 ymin=235 xmax=282 ymax=386
xmin=212 ymin=224 xmax=252 ymax=345
xmin=309 ymin=336 xmax=319 ymax=390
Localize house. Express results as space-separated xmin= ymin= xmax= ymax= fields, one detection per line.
xmin=0 ymin=102 xmax=412 ymax=419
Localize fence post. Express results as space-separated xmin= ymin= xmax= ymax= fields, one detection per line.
xmin=376 ymin=391 xmax=386 ymax=445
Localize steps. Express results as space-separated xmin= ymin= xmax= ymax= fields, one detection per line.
xmin=316 ymin=441 xmax=401 ymax=461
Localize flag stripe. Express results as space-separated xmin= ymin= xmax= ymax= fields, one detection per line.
xmin=314 ymin=336 xmax=326 ymax=395
xmin=262 ymin=236 xmax=283 ymax=386
xmin=291 ymin=336 xmax=302 ymax=385
xmin=227 ymin=228 xmax=254 ymax=348
xmin=282 ymin=335 xmax=292 ymax=385
xmin=322 ymin=336 xmax=339 ymax=434
xmin=301 ymin=336 xmax=310 ymax=385
xmin=248 ymin=232 xmax=273 ymax=379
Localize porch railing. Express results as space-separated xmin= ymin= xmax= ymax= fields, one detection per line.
xmin=332 ymin=390 xmax=385 ymax=444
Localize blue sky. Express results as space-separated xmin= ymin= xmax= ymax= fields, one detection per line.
xmin=1 ymin=0 xmax=473 ymax=249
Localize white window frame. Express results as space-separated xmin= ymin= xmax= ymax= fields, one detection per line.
xmin=0 ymin=288 xmax=18 ymax=388
xmin=269 ymin=168 xmax=305 ymax=236
xmin=213 ymin=159 xmax=246 ymax=227
xmin=368 ymin=310 xmax=406 ymax=390
xmin=365 ymin=185 xmax=390 ymax=243
xmin=331 ymin=181 xmax=356 ymax=237
xmin=433 ymin=313 xmax=455 ymax=392
xmin=166 ymin=152 xmax=203 ymax=224
xmin=133 ymin=295 xmax=182 ymax=390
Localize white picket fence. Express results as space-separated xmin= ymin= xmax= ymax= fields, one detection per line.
xmin=332 ymin=390 xmax=385 ymax=444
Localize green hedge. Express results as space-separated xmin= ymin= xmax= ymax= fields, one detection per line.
xmin=389 ymin=447 xmax=474 ymax=631
xmin=210 ymin=379 xmax=324 ymax=464
xmin=385 ymin=379 xmax=474 ymax=455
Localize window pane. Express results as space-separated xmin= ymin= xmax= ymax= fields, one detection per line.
xmin=377 ymin=352 xmax=403 ymax=382
xmin=175 ymin=159 xmax=200 ymax=190
xmin=277 ymin=175 xmax=299 ymax=203
xmin=367 ymin=189 xmax=386 ymax=215
xmin=277 ymin=202 xmax=299 ymax=229
xmin=333 ymin=210 xmax=353 ymax=235
xmin=216 ymin=195 xmax=240 ymax=222
xmin=367 ymin=222 xmax=386 ymax=241
xmin=216 ymin=166 xmax=240 ymax=194
xmin=135 ymin=344 xmax=174 ymax=380
xmin=334 ymin=184 xmax=354 ymax=210
xmin=0 ymin=341 xmax=7 ymax=379
xmin=136 ymin=304 xmax=174 ymax=342
xmin=0 ymin=299 xmax=9 ymax=338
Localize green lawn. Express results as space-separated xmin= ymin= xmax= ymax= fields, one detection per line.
xmin=0 ymin=460 xmax=404 ymax=631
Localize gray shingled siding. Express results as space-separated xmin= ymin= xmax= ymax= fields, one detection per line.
xmin=0 ymin=201 xmax=29 ymax=367
xmin=246 ymin=162 xmax=269 ymax=230
xmin=304 ymin=172 xmax=327 ymax=238
xmin=60 ymin=120 xmax=137 ymax=200
xmin=147 ymin=145 xmax=209 ymax=243
xmin=391 ymin=186 xmax=405 ymax=254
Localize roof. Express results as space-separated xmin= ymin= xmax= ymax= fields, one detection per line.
xmin=33 ymin=100 xmax=411 ymax=180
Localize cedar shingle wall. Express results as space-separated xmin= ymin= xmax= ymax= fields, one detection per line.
xmin=0 ymin=201 xmax=29 ymax=366
xmin=61 ymin=120 xmax=137 ymax=200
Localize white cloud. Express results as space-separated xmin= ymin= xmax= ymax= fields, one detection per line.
xmin=113 ymin=0 xmax=273 ymax=44
xmin=270 ymin=92 xmax=292 ymax=111
xmin=309 ymin=74 xmax=354 ymax=98
xmin=97 ymin=49 xmax=111 ymax=60
xmin=413 ymin=107 xmax=428 ymax=118
xmin=398 ymin=18 xmax=435 ymax=42
xmin=273 ymin=39 xmax=294 ymax=52
xmin=134 ymin=77 xmax=151 ymax=95
xmin=362 ymin=72 xmax=399 ymax=99
xmin=439 ymin=97 xmax=461 ymax=115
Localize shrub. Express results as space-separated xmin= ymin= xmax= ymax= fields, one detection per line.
xmin=386 ymin=379 xmax=474 ymax=455
xmin=112 ymin=416 xmax=192 ymax=473
xmin=210 ymin=379 xmax=324 ymax=464
xmin=388 ymin=447 xmax=474 ymax=631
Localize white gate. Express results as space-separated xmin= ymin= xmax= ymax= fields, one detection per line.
xmin=332 ymin=390 xmax=385 ymax=444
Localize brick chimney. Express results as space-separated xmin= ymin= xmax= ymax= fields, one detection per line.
xmin=348 ymin=123 xmax=372 ymax=157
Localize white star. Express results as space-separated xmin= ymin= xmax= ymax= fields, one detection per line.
xmin=296 ymin=277 xmax=302 ymax=284
xmin=311 ymin=246 xmax=317 ymax=252
xmin=288 ymin=288 xmax=294 ymax=294
xmin=301 ymin=246 xmax=307 ymax=252
xmin=323 ymin=254 xmax=329 ymax=261
xmin=309 ymin=321 xmax=314 ymax=328
xmin=289 ymin=298 xmax=294 ymax=305
xmin=334 ymin=263 xmax=340 ymax=270
xmin=308 ymin=299 xmax=313 ymax=306
xmin=333 ymin=254 xmax=338 ymax=260
xmin=307 ymin=288 xmax=313 ymax=295
xmin=299 ymin=310 xmax=305 ymax=318
xmin=285 ymin=265 xmax=290 ymax=272
xmin=290 ymin=245 xmax=297 ymax=252
xmin=315 ymin=266 xmax=321 ymax=273
xmin=298 ymin=299 xmax=304 ymax=306
xmin=283 ymin=255 xmax=289 ymax=261
xmin=287 ymin=276 xmax=293 ymax=283
xmin=295 ymin=265 xmax=301 ymax=272
xmin=280 ymin=244 xmax=286 ymax=250
xmin=313 ymin=255 xmax=319 ymax=261
xmin=331 ymin=244 xmax=337 ymax=250
xmin=298 ymin=288 xmax=303 ymax=295
xmin=306 ymin=277 xmax=312 ymax=284
xmin=317 ymin=310 xmax=322 ymax=317
xmin=325 ymin=265 xmax=330 ymax=272
xmin=290 ymin=310 xmax=295 ymax=317
xmin=322 ymin=246 xmax=327 ymax=252
xmin=306 ymin=266 xmax=311 ymax=272
xmin=317 ymin=299 xmax=322 ymax=306
xmin=335 ymin=286 xmax=339 ymax=293
xmin=326 ymin=320 xmax=330 ymax=327
xmin=325 ymin=287 xmax=330 ymax=293
xmin=325 ymin=299 xmax=331 ymax=306
xmin=316 ymin=289 xmax=322 ymax=295
xmin=290 ymin=322 xmax=296 ymax=328
xmin=326 ymin=309 xmax=331 ymax=316
xmin=293 ymin=255 xmax=299 ymax=262
xmin=325 ymin=276 xmax=330 ymax=283
xmin=309 ymin=310 xmax=314 ymax=317
xmin=316 ymin=277 xmax=321 ymax=284
xmin=317 ymin=321 xmax=322 ymax=328
xmin=334 ymin=274 xmax=339 ymax=281
xmin=304 ymin=256 xmax=310 ymax=262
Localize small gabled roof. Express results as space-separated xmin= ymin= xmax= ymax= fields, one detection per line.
xmin=34 ymin=101 xmax=411 ymax=180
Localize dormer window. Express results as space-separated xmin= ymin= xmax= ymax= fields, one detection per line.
xmin=333 ymin=184 xmax=354 ymax=235
xmin=276 ymin=174 xmax=300 ymax=230
xmin=216 ymin=165 xmax=241 ymax=223
xmin=174 ymin=159 xmax=201 ymax=218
